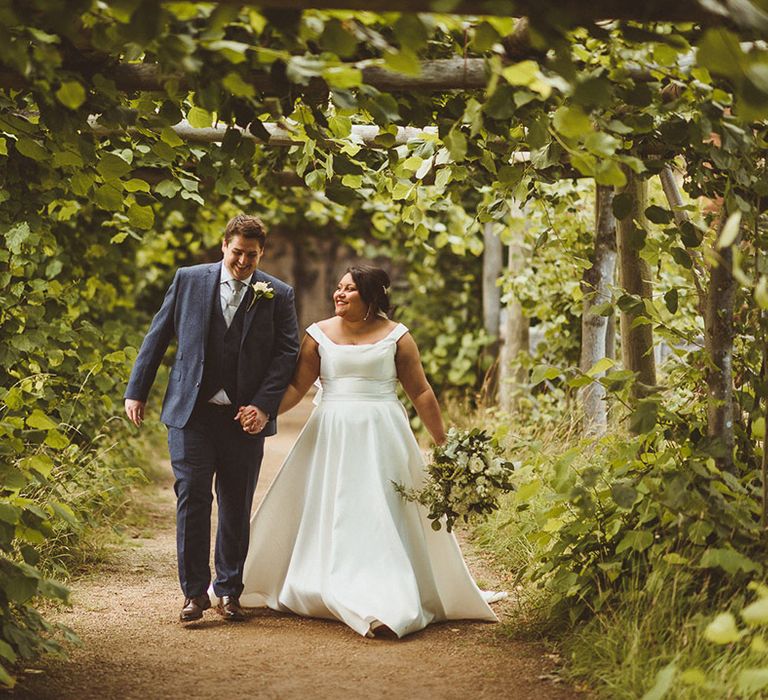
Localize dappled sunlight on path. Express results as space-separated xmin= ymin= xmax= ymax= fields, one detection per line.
xmin=12 ymin=397 xmax=584 ymax=700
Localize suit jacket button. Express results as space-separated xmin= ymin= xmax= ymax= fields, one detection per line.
xmin=195 ymin=382 xmax=200 ymax=387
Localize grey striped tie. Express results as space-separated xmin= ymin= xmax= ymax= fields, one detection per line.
xmin=224 ymin=279 xmax=245 ymax=327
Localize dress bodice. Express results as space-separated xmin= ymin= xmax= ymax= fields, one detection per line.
xmin=306 ymin=323 xmax=409 ymax=401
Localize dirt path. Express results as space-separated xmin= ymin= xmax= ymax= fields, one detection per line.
xmin=12 ymin=399 xmax=584 ymax=700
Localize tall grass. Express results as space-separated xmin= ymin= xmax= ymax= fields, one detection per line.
xmin=452 ymin=403 xmax=768 ymax=699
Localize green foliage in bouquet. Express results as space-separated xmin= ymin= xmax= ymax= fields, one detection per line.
xmin=396 ymin=427 xmax=516 ymax=533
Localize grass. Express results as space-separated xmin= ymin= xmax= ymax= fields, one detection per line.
xmin=451 ymin=402 xmax=768 ymax=699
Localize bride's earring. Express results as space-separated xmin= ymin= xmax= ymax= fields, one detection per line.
xmin=364 ymin=304 xmax=372 ymax=321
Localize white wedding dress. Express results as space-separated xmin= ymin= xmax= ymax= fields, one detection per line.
xmin=239 ymin=322 xmax=498 ymax=638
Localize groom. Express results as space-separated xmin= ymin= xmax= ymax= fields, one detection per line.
xmin=124 ymin=214 xmax=299 ymax=623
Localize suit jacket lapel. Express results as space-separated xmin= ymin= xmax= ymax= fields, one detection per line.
xmin=241 ymin=269 xmax=267 ymax=345
xmin=201 ymin=263 xmax=220 ymax=341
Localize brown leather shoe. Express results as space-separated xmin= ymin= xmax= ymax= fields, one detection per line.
xmin=180 ymin=594 xmax=211 ymax=622
xmin=217 ymin=595 xmax=245 ymax=621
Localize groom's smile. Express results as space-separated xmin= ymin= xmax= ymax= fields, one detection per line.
xmin=222 ymin=234 xmax=264 ymax=280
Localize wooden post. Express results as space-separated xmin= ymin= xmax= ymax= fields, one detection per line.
xmin=579 ymin=184 xmax=617 ymax=435
xmin=616 ymin=169 xmax=657 ymax=403
xmin=704 ymin=213 xmax=739 ymax=471
xmin=499 ymin=231 xmax=529 ymax=413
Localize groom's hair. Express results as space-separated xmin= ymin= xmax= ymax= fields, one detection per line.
xmin=224 ymin=214 xmax=267 ymax=246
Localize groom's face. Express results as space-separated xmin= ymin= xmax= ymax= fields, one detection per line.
xmin=222 ymin=234 xmax=264 ymax=280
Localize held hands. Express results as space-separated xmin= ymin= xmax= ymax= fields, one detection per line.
xmin=125 ymin=399 xmax=146 ymax=427
xmin=235 ymin=405 xmax=269 ymax=435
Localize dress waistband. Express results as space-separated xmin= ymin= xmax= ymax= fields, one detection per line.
xmin=318 ymin=377 xmax=398 ymax=402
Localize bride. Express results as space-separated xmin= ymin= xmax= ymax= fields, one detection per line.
xmin=235 ymin=265 xmax=498 ymax=638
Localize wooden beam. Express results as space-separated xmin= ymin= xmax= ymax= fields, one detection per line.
xmin=0 ymin=58 xmax=491 ymax=94
xmin=88 ymin=117 xmax=439 ymax=147
xmin=204 ymin=0 xmax=725 ymax=25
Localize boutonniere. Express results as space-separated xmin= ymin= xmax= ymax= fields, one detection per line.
xmin=247 ymin=281 xmax=275 ymax=311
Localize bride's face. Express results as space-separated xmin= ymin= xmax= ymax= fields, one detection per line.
xmin=333 ymin=273 xmax=365 ymax=319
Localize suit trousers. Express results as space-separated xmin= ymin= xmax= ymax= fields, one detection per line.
xmin=168 ymin=402 xmax=264 ymax=598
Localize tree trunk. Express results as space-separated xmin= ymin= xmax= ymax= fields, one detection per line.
xmin=483 ymin=223 xmax=503 ymax=339
xmin=704 ymin=214 xmax=738 ymax=471
xmin=482 ymin=223 xmax=503 ymax=400
xmin=579 ymin=184 xmax=617 ymax=435
xmin=499 ymin=235 xmax=530 ymax=413
xmin=616 ymin=169 xmax=657 ymax=402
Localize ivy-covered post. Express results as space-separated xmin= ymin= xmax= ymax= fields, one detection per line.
xmin=499 ymin=231 xmax=529 ymax=413
xmin=579 ymin=184 xmax=617 ymax=435
xmin=615 ymin=168 xmax=657 ymax=405
xmin=705 ymin=211 xmax=740 ymax=471
xmin=483 ymin=222 xmax=503 ymax=398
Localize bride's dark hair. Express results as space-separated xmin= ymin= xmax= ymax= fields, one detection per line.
xmin=346 ymin=265 xmax=391 ymax=318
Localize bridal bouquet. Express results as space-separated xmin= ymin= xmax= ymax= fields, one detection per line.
xmin=396 ymin=427 xmax=517 ymax=532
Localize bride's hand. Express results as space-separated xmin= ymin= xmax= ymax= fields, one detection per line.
xmin=235 ymin=405 xmax=268 ymax=434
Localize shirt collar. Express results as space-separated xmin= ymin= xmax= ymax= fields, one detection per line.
xmin=220 ymin=263 xmax=237 ymax=286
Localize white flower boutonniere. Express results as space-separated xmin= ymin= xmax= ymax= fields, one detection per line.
xmin=247 ymin=281 xmax=275 ymax=311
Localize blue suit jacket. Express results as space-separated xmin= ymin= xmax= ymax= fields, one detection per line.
xmin=125 ymin=263 xmax=300 ymax=435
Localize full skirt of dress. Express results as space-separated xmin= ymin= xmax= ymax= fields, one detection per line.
xmin=239 ymin=394 xmax=497 ymax=638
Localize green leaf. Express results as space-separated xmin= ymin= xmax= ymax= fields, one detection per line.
xmin=15 ymin=137 xmax=48 ymax=161
xmin=5 ymin=222 xmax=31 ymax=254
xmin=123 ymin=178 xmax=150 ymax=193
xmin=363 ymin=94 xmax=400 ymax=125
xmin=755 ymin=276 xmax=768 ymax=310
xmin=94 ymin=184 xmax=124 ymax=211
xmin=55 ymin=81 xmax=87 ymax=109
xmin=0 ymin=138 xmax=7 ymax=156
xmin=697 ymin=28 xmax=745 ymax=79
xmin=5 ymin=570 xmax=39 ymax=603
xmin=645 ymin=205 xmax=674 ymax=224
xmin=502 ymin=60 xmax=538 ymax=86
xmin=187 ymin=106 xmax=214 ymax=128
xmin=704 ymin=613 xmax=742 ymax=644
xmin=531 ymin=365 xmax=560 ymax=385
xmin=319 ymin=19 xmax=358 ymax=58
xmin=203 ymin=40 xmax=249 ymax=64
xmin=155 ymin=179 xmax=181 ymax=198
xmin=586 ymin=357 xmax=615 ymax=377
xmin=641 ymin=662 xmax=676 ymax=700
xmin=615 ymin=529 xmax=654 ymax=554
xmin=717 ymin=211 xmax=742 ymax=249
xmin=0 ymin=504 xmax=20 ymax=525
xmin=383 ymin=48 xmax=421 ymax=76
xmin=444 ymin=128 xmax=467 ymax=162
xmin=323 ymin=66 xmax=362 ymax=89
xmin=97 ymin=153 xmax=132 ymax=181
xmin=738 ymin=669 xmax=768 ymax=695
xmin=0 ymin=640 xmax=16 ymax=664
xmin=472 ymin=21 xmax=500 ymax=52
xmin=553 ymin=106 xmax=592 ymax=139
xmin=127 ymin=203 xmax=155 ymax=230
xmin=664 ymin=289 xmax=679 ymax=314
xmin=21 ymin=454 xmax=54 ymax=476
xmin=222 ymin=72 xmax=255 ymax=98
xmin=742 ymin=597 xmax=768 ymax=626
xmin=612 ymin=192 xmax=633 ymax=220
xmin=26 ymin=409 xmax=58 ymax=431
xmin=0 ymin=661 xmax=15 ymax=688
xmin=44 ymin=429 xmax=69 ymax=450
xmin=50 ymin=501 xmax=78 ymax=526
xmin=611 ymin=481 xmax=638 ymax=508
xmin=630 ymin=400 xmax=658 ymax=434
xmin=305 ymin=170 xmax=326 ymax=191
xmin=700 ymin=547 xmax=760 ymax=575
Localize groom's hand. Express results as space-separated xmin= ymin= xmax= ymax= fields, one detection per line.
xmin=235 ymin=405 xmax=268 ymax=434
xmin=125 ymin=399 xmax=146 ymax=427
